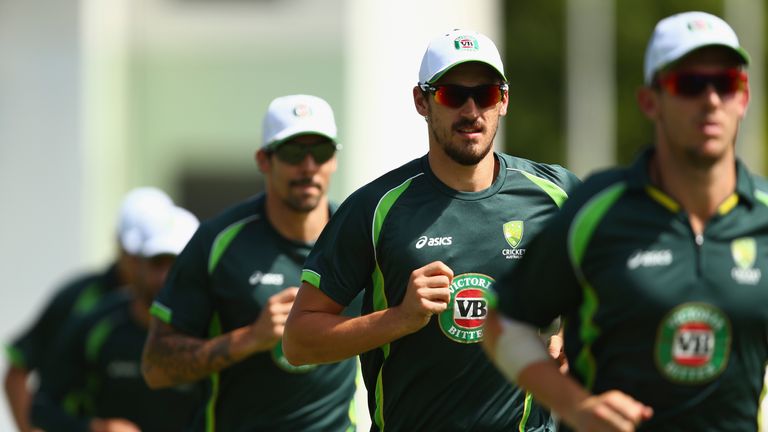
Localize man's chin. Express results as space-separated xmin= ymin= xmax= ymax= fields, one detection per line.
xmin=285 ymin=197 xmax=321 ymax=213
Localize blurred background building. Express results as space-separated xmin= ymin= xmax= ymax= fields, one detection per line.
xmin=0 ymin=0 xmax=765 ymax=430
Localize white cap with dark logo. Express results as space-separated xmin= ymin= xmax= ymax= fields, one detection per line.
xmin=418 ymin=29 xmax=506 ymax=84
xmin=261 ymin=94 xmax=338 ymax=150
xmin=644 ymin=11 xmax=750 ymax=84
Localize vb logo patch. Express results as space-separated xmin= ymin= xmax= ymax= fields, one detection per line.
xmin=731 ymin=237 xmax=761 ymax=285
xmin=272 ymin=340 xmax=317 ymax=374
xmin=655 ymin=303 xmax=731 ymax=383
xmin=501 ymin=220 xmax=526 ymax=260
xmin=438 ymin=273 xmax=493 ymax=344
xmin=454 ymin=35 xmax=479 ymax=51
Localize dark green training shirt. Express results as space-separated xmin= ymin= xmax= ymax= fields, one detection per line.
xmin=151 ymin=194 xmax=357 ymax=432
xmin=302 ymin=153 xmax=580 ymax=431
xmin=495 ymin=148 xmax=768 ymax=431
xmin=5 ymin=264 xmax=121 ymax=371
xmin=31 ymin=292 xmax=201 ymax=432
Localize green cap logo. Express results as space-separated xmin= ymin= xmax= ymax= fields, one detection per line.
xmin=655 ymin=303 xmax=730 ymax=383
xmin=503 ymin=220 xmax=524 ymax=248
xmin=454 ymin=36 xmax=479 ymax=51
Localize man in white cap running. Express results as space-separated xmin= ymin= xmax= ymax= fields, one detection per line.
xmin=31 ymin=203 xmax=201 ymax=431
xmin=3 ymin=187 xmax=175 ymax=432
xmin=284 ymin=30 xmax=579 ymax=431
xmin=484 ymin=11 xmax=764 ymax=432
xmin=142 ymin=95 xmax=358 ymax=431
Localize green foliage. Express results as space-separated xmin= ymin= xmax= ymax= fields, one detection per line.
xmin=502 ymin=0 xmax=566 ymax=165
xmin=502 ymin=0 xmax=739 ymax=168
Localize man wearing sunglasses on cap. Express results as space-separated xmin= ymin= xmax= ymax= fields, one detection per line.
xmin=484 ymin=11 xmax=768 ymax=432
xmin=284 ymin=30 xmax=579 ymax=431
xmin=141 ymin=95 xmax=358 ymax=431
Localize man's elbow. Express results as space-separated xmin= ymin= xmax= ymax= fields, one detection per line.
xmin=281 ymin=329 xmax=312 ymax=366
xmin=141 ymin=351 xmax=173 ymax=389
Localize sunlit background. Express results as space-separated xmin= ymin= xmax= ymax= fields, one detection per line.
xmin=1 ymin=0 xmax=766 ymax=430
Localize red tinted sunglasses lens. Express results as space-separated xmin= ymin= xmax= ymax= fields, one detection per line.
xmin=661 ymin=69 xmax=746 ymax=97
xmin=433 ymin=85 xmax=504 ymax=108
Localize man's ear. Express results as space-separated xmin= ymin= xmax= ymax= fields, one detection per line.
xmin=499 ymin=89 xmax=509 ymax=117
xmin=413 ymin=86 xmax=430 ymax=117
xmin=636 ymin=86 xmax=659 ymax=120
xmin=255 ymin=149 xmax=271 ymax=174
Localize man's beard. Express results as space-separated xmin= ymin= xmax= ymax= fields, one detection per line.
xmin=432 ymin=118 xmax=496 ymax=166
xmin=283 ymin=178 xmax=323 ymax=213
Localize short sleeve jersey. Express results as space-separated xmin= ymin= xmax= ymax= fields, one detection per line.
xmin=5 ymin=264 xmax=121 ymax=371
xmin=32 ymin=292 xmax=202 ymax=432
xmin=302 ymin=153 xmax=580 ymax=431
xmin=151 ymin=194 xmax=357 ymax=432
xmin=495 ymin=148 xmax=768 ymax=431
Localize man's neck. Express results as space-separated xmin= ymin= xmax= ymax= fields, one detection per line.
xmin=265 ymin=195 xmax=329 ymax=243
xmin=428 ymin=149 xmax=499 ymax=192
xmin=650 ymin=148 xmax=736 ymax=234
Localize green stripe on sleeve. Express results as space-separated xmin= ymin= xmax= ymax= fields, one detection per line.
xmin=209 ymin=215 xmax=258 ymax=274
xmin=85 ymin=318 xmax=114 ymax=363
xmin=150 ymin=301 xmax=173 ymax=323
xmin=567 ymin=182 xmax=626 ymax=389
xmin=301 ymin=269 xmax=321 ymax=288
xmin=516 ymin=170 xmax=570 ymax=207
xmin=4 ymin=345 xmax=26 ymax=368
xmin=755 ymin=189 xmax=768 ymax=207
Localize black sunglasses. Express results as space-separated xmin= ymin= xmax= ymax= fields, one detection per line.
xmin=269 ymin=140 xmax=338 ymax=165
xmin=419 ymin=83 xmax=508 ymax=108
xmin=654 ymin=69 xmax=747 ymax=98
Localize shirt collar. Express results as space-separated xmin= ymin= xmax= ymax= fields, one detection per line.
xmin=626 ymin=146 xmax=758 ymax=210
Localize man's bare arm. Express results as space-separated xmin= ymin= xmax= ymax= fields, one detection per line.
xmin=4 ymin=365 xmax=42 ymax=432
xmin=142 ymin=287 xmax=297 ymax=388
xmin=283 ymin=261 xmax=453 ymax=365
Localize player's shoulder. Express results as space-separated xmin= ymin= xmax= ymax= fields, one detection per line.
xmin=499 ymin=153 xmax=581 ymax=191
xmin=59 ymin=290 xmax=132 ymax=344
xmin=196 ymin=194 xmax=267 ymax=238
xmin=45 ymin=268 xmax=111 ymax=311
xmin=742 ymin=162 xmax=768 ymax=207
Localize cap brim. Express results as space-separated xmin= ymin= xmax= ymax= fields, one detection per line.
xmin=426 ymin=60 xmax=507 ymax=84
xmin=265 ymin=130 xmax=338 ymax=150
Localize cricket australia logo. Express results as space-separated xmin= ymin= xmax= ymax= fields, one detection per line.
xmin=730 ymin=237 xmax=761 ymax=285
xmin=272 ymin=341 xmax=317 ymax=374
xmin=655 ymin=303 xmax=731 ymax=384
xmin=438 ymin=273 xmax=492 ymax=344
xmin=501 ymin=220 xmax=526 ymax=260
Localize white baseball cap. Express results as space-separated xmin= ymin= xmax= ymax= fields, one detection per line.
xmin=117 ymin=187 xmax=175 ymax=255
xmin=261 ymin=94 xmax=338 ymax=150
xmin=140 ymin=206 xmax=199 ymax=258
xmin=644 ymin=11 xmax=750 ymax=84
xmin=418 ymin=29 xmax=506 ymax=84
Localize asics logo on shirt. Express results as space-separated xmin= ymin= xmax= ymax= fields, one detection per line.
xmin=627 ymin=249 xmax=673 ymax=269
xmin=107 ymin=361 xmax=140 ymax=378
xmin=415 ymin=235 xmax=453 ymax=249
xmin=249 ymin=271 xmax=285 ymax=286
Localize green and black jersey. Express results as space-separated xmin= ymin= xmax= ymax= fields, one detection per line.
xmin=494 ymin=148 xmax=768 ymax=431
xmin=151 ymin=194 xmax=357 ymax=432
xmin=5 ymin=264 xmax=121 ymax=372
xmin=303 ymin=153 xmax=579 ymax=431
xmin=31 ymin=292 xmax=201 ymax=432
